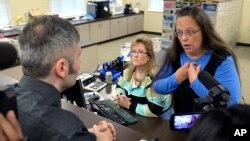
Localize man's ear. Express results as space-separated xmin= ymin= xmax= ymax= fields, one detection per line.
xmin=54 ymin=58 xmax=68 ymax=79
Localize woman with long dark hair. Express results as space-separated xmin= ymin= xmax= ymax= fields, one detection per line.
xmin=153 ymin=7 xmax=241 ymax=113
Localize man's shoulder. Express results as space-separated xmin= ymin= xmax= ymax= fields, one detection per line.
xmin=11 ymin=84 xmax=87 ymax=134
xmin=8 ymin=82 xmax=95 ymax=140
xmin=19 ymin=103 xmax=92 ymax=140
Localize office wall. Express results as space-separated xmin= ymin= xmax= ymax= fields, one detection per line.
xmin=123 ymin=0 xmax=163 ymax=33
xmin=123 ymin=0 xmax=250 ymax=42
xmin=9 ymin=0 xmax=50 ymax=21
xmin=237 ymin=0 xmax=250 ymax=44
xmin=8 ymin=0 xmax=162 ymax=33
xmin=7 ymin=0 xmax=249 ymax=40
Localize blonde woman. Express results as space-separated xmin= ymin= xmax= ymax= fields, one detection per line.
xmin=114 ymin=35 xmax=173 ymax=120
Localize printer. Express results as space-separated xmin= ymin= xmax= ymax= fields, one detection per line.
xmin=87 ymin=1 xmax=111 ymax=19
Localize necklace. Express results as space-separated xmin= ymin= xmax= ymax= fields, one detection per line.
xmin=134 ymin=77 xmax=141 ymax=83
xmin=134 ymin=69 xmax=146 ymax=84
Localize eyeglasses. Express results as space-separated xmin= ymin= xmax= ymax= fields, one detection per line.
xmin=174 ymin=29 xmax=201 ymax=37
xmin=130 ymin=50 xmax=148 ymax=57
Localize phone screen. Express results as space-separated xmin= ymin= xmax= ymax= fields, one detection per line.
xmin=170 ymin=113 xmax=200 ymax=130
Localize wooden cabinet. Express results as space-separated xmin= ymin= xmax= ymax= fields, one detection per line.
xmin=127 ymin=14 xmax=143 ymax=34
xmin=110 ymin=17 xmax=128 ymax=39
xmin=75 ymin=24 xmax=90 ymax=41
xmin=90 ymin=20 xmax=110 ymax=43
xmin=4 ymin=13 xmax=144 ymax=45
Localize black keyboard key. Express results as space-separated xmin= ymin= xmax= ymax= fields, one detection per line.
xmin=90 ymin=99 xmax=138 ymax=126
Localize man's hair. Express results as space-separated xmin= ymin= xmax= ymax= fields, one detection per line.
xmin=125 ymin=35 xmax=158 ymax=80
xmin=19 ymin=15 xmax=80 ymax=78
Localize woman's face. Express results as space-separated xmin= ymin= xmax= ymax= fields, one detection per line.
xmin=130 ymin=42 xmax=149 ymax=68
xmin=176 ymin=16 xmax=203 ymax=57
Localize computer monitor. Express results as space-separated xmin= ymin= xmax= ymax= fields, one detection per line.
xmin=61 ymin=79 xmax=86 ymax=108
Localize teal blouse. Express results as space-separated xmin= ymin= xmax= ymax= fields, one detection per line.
xmin=116 ymin=69 xmax=173 ymax=120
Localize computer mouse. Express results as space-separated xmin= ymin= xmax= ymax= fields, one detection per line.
xmin=91 ymin=92 xmax=100 ymax=101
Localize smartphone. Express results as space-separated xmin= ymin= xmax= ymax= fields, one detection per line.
xmin=0 ymin=85 xmax=18 ymax=117
xmin=169 ymin=113 xmax=200 ymax=131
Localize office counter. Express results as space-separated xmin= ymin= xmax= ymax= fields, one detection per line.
xmin=96 ymin=85 xmax=188 ymax=141
xmin=128 ymin=114 xmax=187 ymax=141
xmin=0 ymin=73 xmax=187 ymax=141
xmin=61 ymin=100 xmax=144 ymax=141
xmin=0 ymin=73 xmax=143 ymax=140
xmin=0 ymin=73 xmax=18 ymax=85
xmin=61 ymin=98 xmax=187 ymax=141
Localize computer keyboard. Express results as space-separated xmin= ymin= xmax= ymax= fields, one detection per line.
xmin=90 ymin=99 xmax=138 ymax=126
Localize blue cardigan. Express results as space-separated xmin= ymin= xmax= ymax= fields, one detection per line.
xmin=152 ymin=51 xmax=241 ymax=106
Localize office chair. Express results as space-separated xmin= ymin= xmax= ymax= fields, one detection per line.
xmin=0 ymin=42 xmax=18 ymax=70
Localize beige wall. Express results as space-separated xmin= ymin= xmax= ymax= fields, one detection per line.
xmin=7 ymin=0 xmax=249 ymax=42
xmin=237 ymin=0 xmax=250 ymax=44
xmin=8 ymin=0 xmax=163 ymax=32
xmin=9 ymin=0 xmax=50 ymax=22
xmin=123 ymin=0 xmax=163 ymax=33
xmin=123 ymin=0 xmax=250 ymax=44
